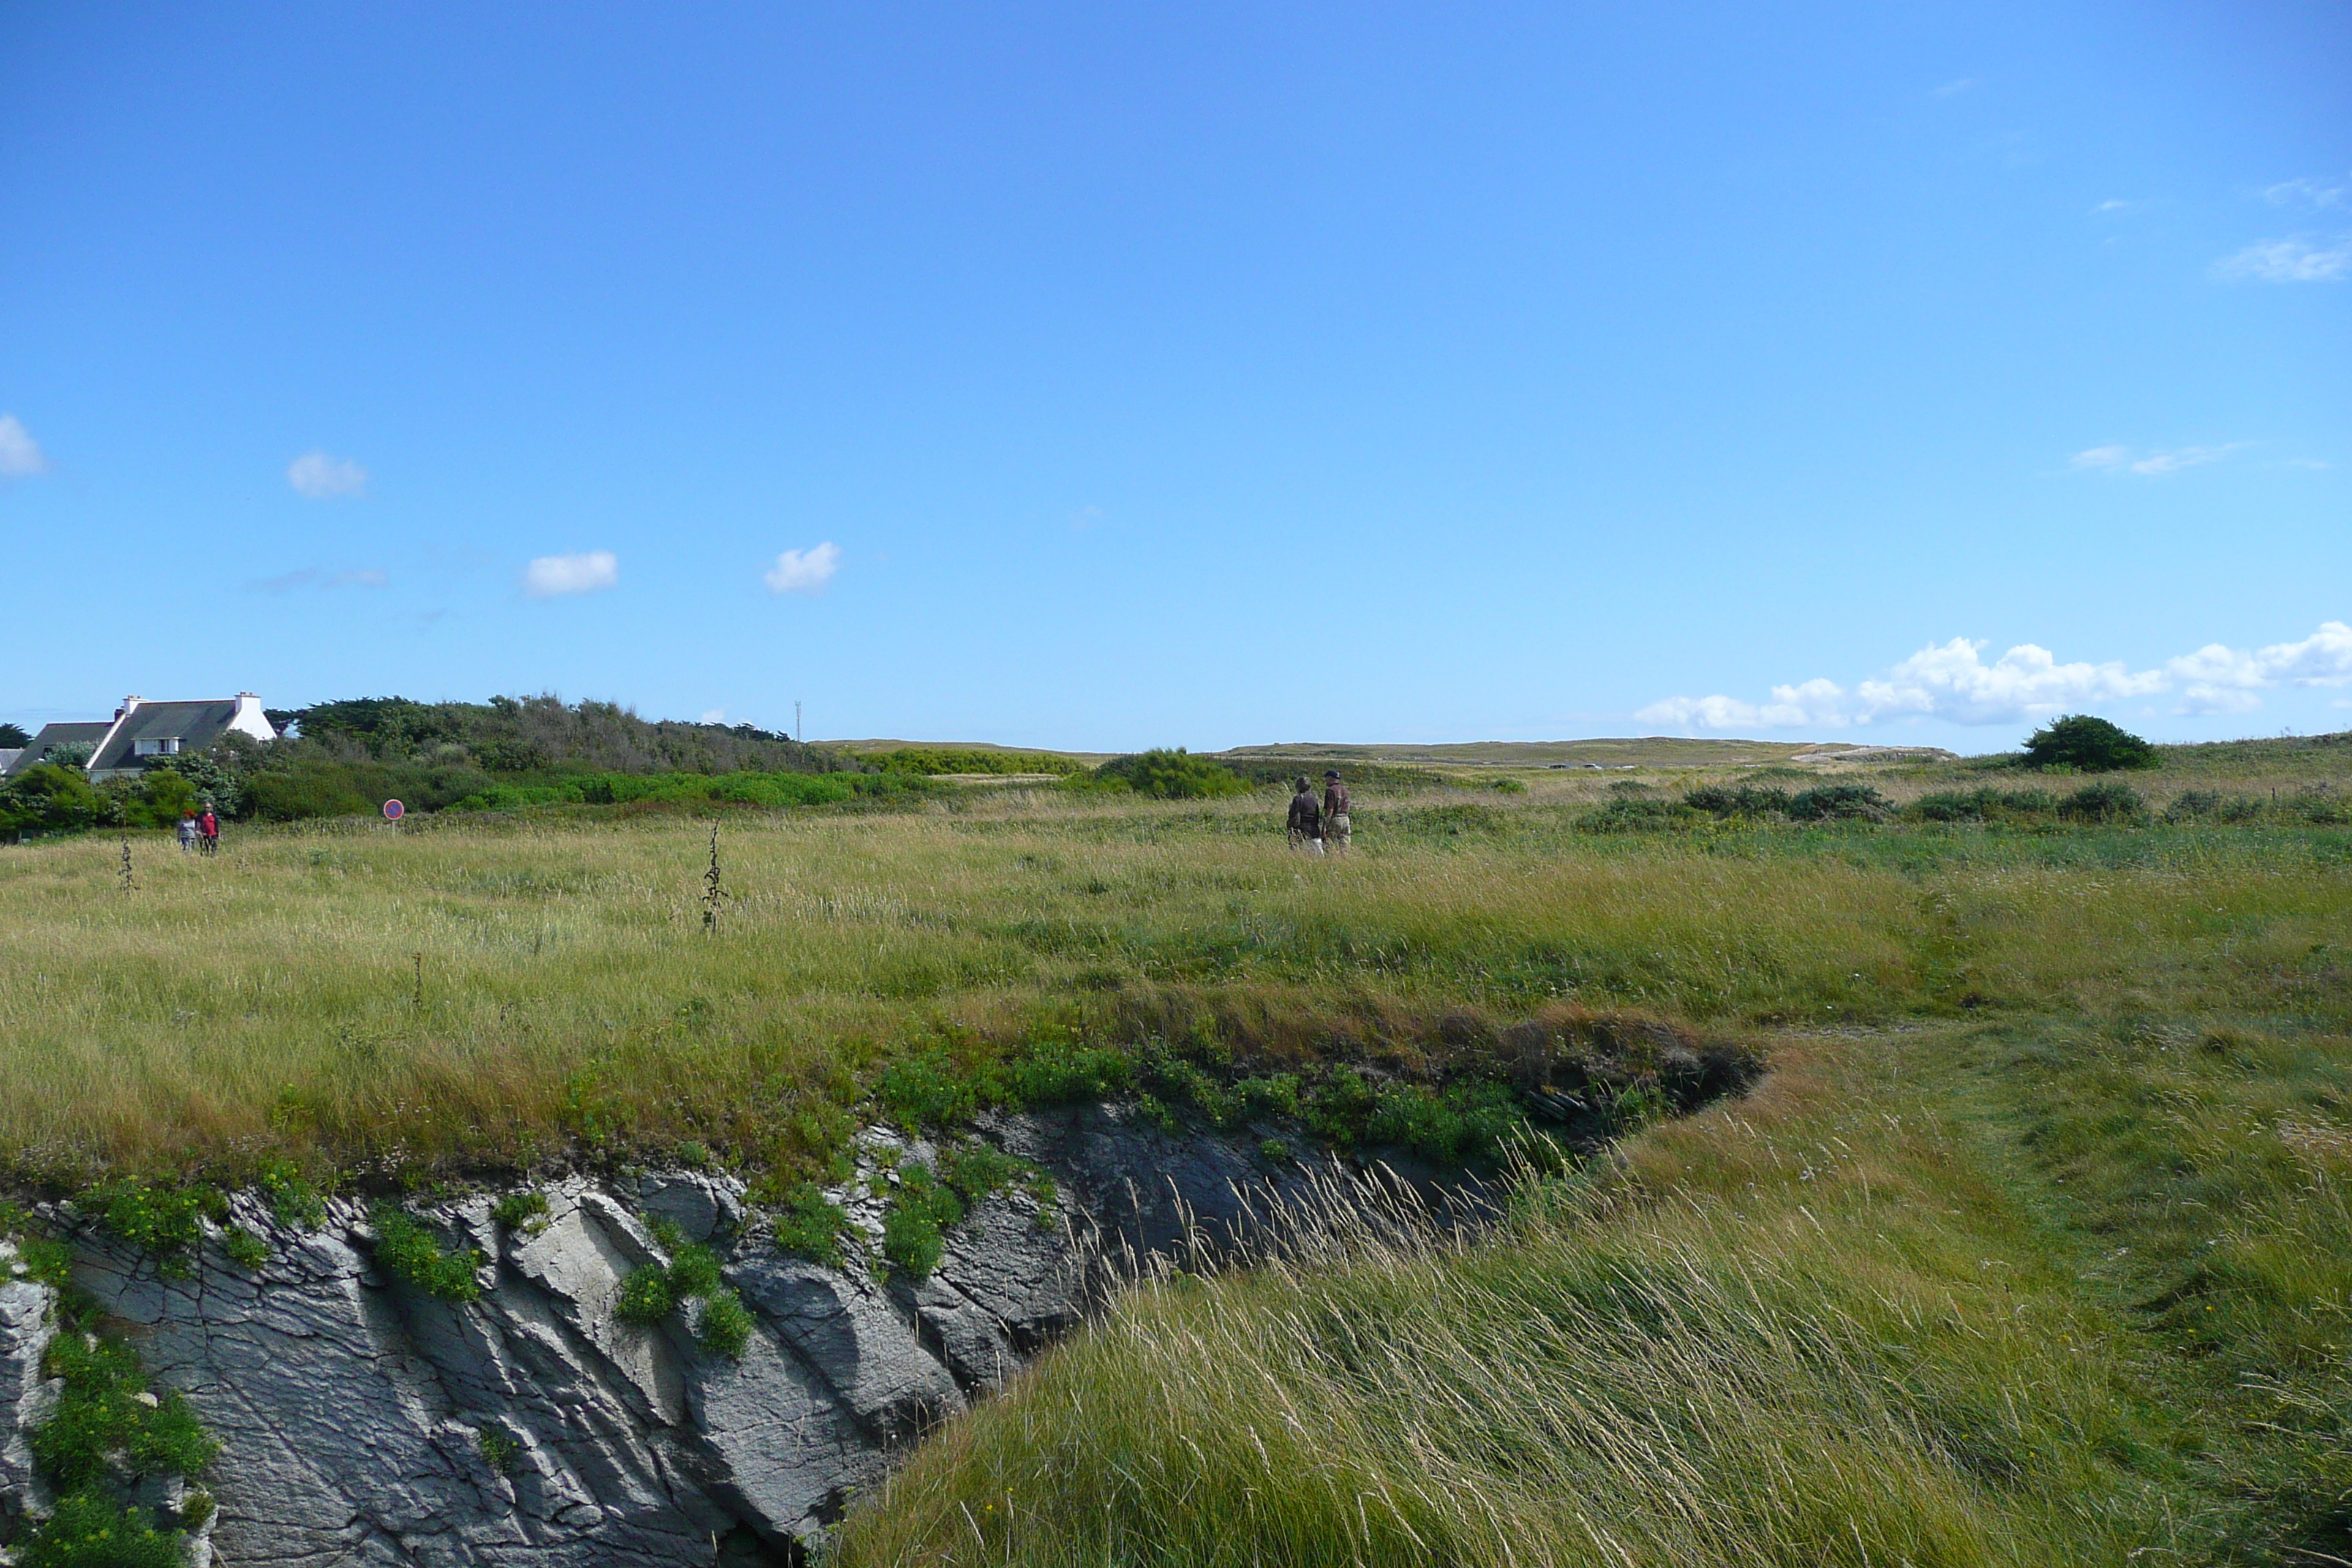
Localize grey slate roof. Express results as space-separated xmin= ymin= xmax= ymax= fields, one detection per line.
xmin=87 ymin=701 xmax=242 ymax=773
xmin=4 ymin=721 xmax=113 ymax=778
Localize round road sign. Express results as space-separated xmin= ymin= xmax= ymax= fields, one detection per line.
xmin=382 ymin=799 xmax=405 ymax=821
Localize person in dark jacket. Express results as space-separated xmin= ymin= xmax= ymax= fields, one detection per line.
xmin=1286 ymin=777 xmax=1324 ymax=853
xmin=1322 ymin=770 xmax=1352 ymax=853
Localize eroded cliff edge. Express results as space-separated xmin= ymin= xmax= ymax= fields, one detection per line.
xmin=0 ymin=1104 xmax=1488 ymax=1567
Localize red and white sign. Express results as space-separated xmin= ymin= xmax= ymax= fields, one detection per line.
xmin=382 ymin=799 xmax=405 ymax=821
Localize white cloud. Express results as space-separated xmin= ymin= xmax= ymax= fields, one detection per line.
xmin=2264 ymin=176 xmax=2348 ymax=210
xmin=2093 ymin=198 xmax=2137 ymax=214
xmin=1932 ymin=77 xmax=1979 ymax=97
xmin=2071 ymin=442 xmax=2245 ymax=475
xmin=700 ymin=708 xmax=728 ymax=724
xmin=287 ymin=450 xmax=369 ymax=498
xmin=1638 ymin=622 xmax=2352 ymax=731
xmin=764 ymin=541 xmax=842 ymax=595
xmin=524 ymin=551 xmax=619 ymax=598
xmin=0 ymin=415 xmax=48 ymax=478
xmin=2215 ymin=238 xmax=2352 ymax=283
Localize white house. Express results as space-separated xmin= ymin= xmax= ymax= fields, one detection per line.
xmin=3 ymin=695 xmax=278 ymax=781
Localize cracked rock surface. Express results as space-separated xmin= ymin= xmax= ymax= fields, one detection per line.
xmin=0 ymin=1107 xmax=1463 ymax=1566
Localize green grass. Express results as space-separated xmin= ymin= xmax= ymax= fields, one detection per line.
xmin=0 ymin=734 xmax=2347 ymax=1564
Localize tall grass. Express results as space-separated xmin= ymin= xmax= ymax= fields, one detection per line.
xmin=0 ymin=783 xmax=2345 ymax=1178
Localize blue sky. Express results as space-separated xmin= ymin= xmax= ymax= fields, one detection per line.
xmin=2 ymin=3 xmax=2345 ymax=753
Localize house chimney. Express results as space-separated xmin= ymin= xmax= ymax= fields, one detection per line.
xmin=117 ymin=696 xmax=142 ymax=719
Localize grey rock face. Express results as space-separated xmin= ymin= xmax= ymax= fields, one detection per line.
xmin=0 ymin=1109 xmax=1477 ymax=1567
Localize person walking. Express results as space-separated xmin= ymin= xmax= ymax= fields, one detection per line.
xmin=1286 ymin=777 xmax=1324 ymax=854
xmin=197 ymin=804 xmax=219 ymax=856
xmin=1322 ymin=769 xmax=1352 ymax=853
xmin=177 ymin=810 xmax=199 ymax=853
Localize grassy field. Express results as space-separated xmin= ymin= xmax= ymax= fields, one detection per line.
xmin=2 ymin=737 xmax=2348 ymax=1562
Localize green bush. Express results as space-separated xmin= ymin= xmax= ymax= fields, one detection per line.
xmin=0 ymin=764 xmax=106 ymax=836
xmin=1684 ymin=785 xmax=1790 ymax=818
xmin=2059 ymin=781 xmax=2147 ymax=823
xmin=1906 ymin=787 xmax=2056 ymax=823
xmin=1090 ymin=749 xmax=1250 ymax=800
xmin=368 ymin=1206 xmax=483 ymax=1301
xmin=1365 ymin=1082 xmax=1526 ymax=1161
xmin=876 ymin=1050 xmax=983 ymax=1128
xmin=870 ymin=748 xmax=1085 ymax=777
xmin=2022 ymin=714 xmax=2158 ymax=772
xmin=1575 ymin=796 xmax=1700 ymax=832
xmin=1785 ymin=784 xmax=1889 ymax=822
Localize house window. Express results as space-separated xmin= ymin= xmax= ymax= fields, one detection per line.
xmin=135 ymin=737 xmax=181 ymax=756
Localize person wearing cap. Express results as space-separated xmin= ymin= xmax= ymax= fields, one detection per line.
xmin=1322 ymin=770 xmax=1352 ymax=853
xmin=1286 ymin=777 xmax=1324 ymax=853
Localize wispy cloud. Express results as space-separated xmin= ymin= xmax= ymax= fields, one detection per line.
xmin=2264 ymin=176 xmax=2348 ymax=210
xmin=2214 ymin=237 xmax=2352 ymax=283
xmin=287 ymin=450 xmax=368 ymax=499
xmin=248 ymin=566 xmax=390 ymax=594
xmin=699 ymin=708 xmax=728 ymax=725
xmin=2071 ymin=442 xmax=2247 ymax=476
xmin=0 ymin=415 xmax=49 ymax=479
xmin=524 ymin=551 xmax=619 ymax=598
xmin=1931 ymin=77 xmax=1979 ymax=97
xmin=2092 ymin=197 xmax=2137 ymax=214
xmin=764 ymin=541 xmax=842 ymax=595
xmin=1638 ymin=622 xmax=2352 ymax=731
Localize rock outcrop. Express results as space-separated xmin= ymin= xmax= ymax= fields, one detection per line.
xmin=0 ymin=1104 xmax=1479 ymax=1567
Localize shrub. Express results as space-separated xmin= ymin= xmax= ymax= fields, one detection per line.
xmin=2022 ymin=714 xmax=2158 ymax=772
xmin=0 ymin=764 xmax=105 ymax=836
xmin=1907 ymin=788 xmax=2055 ymax=823
xmin=368 ymin=1206 xmax=483 ymax=1302
xmin=1575 ymin=797 xmax=1699 ymax=833
xmin=2161 ymin=789 xmax=2258 ymax=824
xmin=870 ymin=748 xmax=1086 ymax=777
xmin=1090 ymin=749 xmax=1250 ymax=800
xmin=2059 ymin=782 xmax=2146 ymax=823
xmin=1684 ymin=785 xmax=1790 ymax=818
xmin=1785 ymin=784 xmax=1889 ymax=822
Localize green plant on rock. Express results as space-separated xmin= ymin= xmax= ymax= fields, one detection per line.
xmin=882 ymin=1166 xmax=966 ymax=1280
xmin=696 ymin=1289 xmax=755 ymax=1358
xmin=478 ymin=1425 xmax=521 ymax=1475
xmin=256 ymin=1157 xmax=326 ymax=1231
xmin=221 ymin=1226 xmax=269 ymax=1271
xmin=33 ymin=1334 xmax=219 ymax=1493
xmin=489 ymin=1189 xmax=551 ymax=1235
xmin=771 ymin=1183 xmax=850 ymax=1269
xmin=615 ymin=1263 xmax=676 ymax=1324
xmin=15 ymin=1490 xmax=189 ymax=1568
xmin=616 ymin=1238 xmax=753 ymax=1358
xmin=86 ymin=1180 xmax=222 ymax=1279
xmin=368 ymin=1205 xmax=483 ymax=1302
